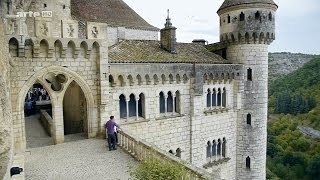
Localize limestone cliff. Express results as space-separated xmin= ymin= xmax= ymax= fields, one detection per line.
xmin=0 ymin=19 xmax=13 ymax=179
xmin=269 ymin=52 xmax=317 ymax=81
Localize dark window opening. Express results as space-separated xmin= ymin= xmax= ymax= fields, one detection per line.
xmin=63 ymin=5 xmax=66 ymax=9
xmin=129 ymin=94 xmax=136 ymax=117
xmin=255 ymin=11 xmax=260 ymax=20
xmin=247 ymin=68 xmax=252 ymax=81
xmin=167 ymin=92 xmax=173 ymax=112
xmin=247 ymin=114 xmax=252 ymax=125
xmin=217 ymin=89 xmax=222 ymax=106
xmin=119 ymin=95 xmax=127 ymax=119
xmin=212 ymin=140 xmax=217 ymax=156
xmin=206 ymin=141 xmax=212 ymax=158
xmin=217 ymin=139 xmax=221 ymax=155
xmin=159 ymin=92 xmax=165 ymax=113
xmin=227 ymin=15 xmax=231 ymax=23
xmin=176 ymin=148 xmax=181 ymax=158
xmin=246 ymin=156 xmax=251 ymax=169
xmin=207 ymin=89 xmax=211 ymax=107
xmin=222 ymin=138 xmax=227 ymax=157
xmin=212 ymin=89 xmax=217 ymax=106
xmin=44 ymin=3 xmax=47 ymax=8
xmin=268 ymin=12 xmax=272 ymax=21
xmin=240 ymin=12 xmax=245 ymax=21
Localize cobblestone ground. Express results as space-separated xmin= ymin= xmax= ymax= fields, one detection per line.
xmin=25 ymin=115 xmax=138 ymax=180
xmin=25 ymin=139 xmax=138 ymax=180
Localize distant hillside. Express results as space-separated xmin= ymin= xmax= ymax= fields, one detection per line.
xmin=269 ymin=56 xmax=320 ymax=130
xmin=268 ymin=52 xmax=317 ymax=81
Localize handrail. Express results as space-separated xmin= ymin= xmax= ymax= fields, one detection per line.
xmin=118 ymin=129 xmax=214 ymax=180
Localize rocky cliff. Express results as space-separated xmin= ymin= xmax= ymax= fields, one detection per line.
xmin=269 ymin=52 xmax=317 ymax=81
xmin=0 ymin=19 xmax=13 ymax=179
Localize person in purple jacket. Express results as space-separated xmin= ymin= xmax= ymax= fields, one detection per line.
xmin=105 ymin=116 xmax=120 ymax=151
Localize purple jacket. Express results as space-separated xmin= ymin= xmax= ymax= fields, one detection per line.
xmin=105 ymin=120 xmax=119 ymax=134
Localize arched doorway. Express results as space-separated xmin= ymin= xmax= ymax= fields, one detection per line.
xmin=24 ymin=82 xmax=53 ymax=148
xmin=63 ymin=81 xmax=87 ymax=141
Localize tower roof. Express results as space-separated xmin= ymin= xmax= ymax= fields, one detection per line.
xmin=71 ymin=0 xmax=159 ymax=31
xmin=218 ymin=0 xmax=277 ymax=12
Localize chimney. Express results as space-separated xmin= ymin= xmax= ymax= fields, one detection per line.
xmin=192 ymin=39 xmax=207 ymax=45
xmin=160 ymin=9 xmax=177 ymax=53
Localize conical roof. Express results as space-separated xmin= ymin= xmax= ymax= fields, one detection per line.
xmin=218 ymin=0 xmax=277 ymax=12
xmin=71 ymin=0 xmax=159 ymax=30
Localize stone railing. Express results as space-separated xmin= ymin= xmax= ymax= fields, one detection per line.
xmin=118 ymin=130 xmax=214 ymax=180
xmin=39 ymin=110 xmax=53 ymax=136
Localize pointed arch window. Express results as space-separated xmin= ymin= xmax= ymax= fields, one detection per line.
xmin=167 ymin=91 xmax=173 ymax=112
xmin=240 ymin=12 xmax=245 ymax=21
xmin=175 ymin=91 xmax=181 ymax=114
xmin=159 ymin=92 xmax=165 ymax=113
xmin=217 ymin=139 xmax=222 ymax=156
xmin=138 ymin=93 xmax=145 ymax=118
xmin=119 ymin=94 xmax=127 ymax=119
xmin=129 ymin=94 xmax=136 ymax=117
xmin=222 ymin=138 xmax=227 ymax=157
xmin=207 ymin=89 xmax=212 ymax=107
xmin=212 ymin=140 xmax=217 ymax=156
xmin=206 ymin=141 xmax=212 ymax=158
xmin=217 ymin=88 xmax=222 ymax=106
xmin=212 ymin=89 xmax=217 ymax=107
xmin=222 ymin=88 xmax=227 ymax=107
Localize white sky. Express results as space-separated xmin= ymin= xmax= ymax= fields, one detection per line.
xmin=123 ymin=0 xmax=320 ymax=54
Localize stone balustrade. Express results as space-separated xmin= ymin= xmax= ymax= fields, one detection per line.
xmin=118 ymin=130 xmax=214 ymax=180
xmin=39 ymin=110 xmax=53 ymax=136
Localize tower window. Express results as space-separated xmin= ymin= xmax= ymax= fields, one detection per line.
xmin=247 ymin=114 xmax=252 ymax=125
xmin=255 ymin=11 xmax=260 ymax=20
xmin=44 ymin=3 xmax=47 ymax=8
xmin=268 ymin=12 xmax=272 ymax=21
xmin=240 ymin=12 xmax=245 ymax=21
xmin=247 ymin=68 xmax=252 ymax=81
xmin=63 ymin=5 xmax=66 ymax=9
xmin=246 ymin=156 xmax=251 ymax=169
xmin=227 ymin=15 xmax=231 ymax=23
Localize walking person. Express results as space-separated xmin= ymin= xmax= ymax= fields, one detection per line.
xmin=105 ymin=116 xmax=120 ymax=151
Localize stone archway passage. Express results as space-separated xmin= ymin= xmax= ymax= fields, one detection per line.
xmin=63 ymin=81 xmax=87 ymax=136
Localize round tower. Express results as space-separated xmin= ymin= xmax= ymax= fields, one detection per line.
xmin=217 ymin=0 xmax=277 ymax=179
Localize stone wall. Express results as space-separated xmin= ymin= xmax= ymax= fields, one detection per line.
xmin=0 ymin=20 xmax=13 ymax=180
xmin=227 ymin=44 xmax=269 ymax=180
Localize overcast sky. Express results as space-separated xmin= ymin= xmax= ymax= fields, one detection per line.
xmin=123 ymin=0 xmax=320 ymax=55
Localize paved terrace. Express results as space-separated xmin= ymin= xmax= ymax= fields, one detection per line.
xmin=24 ymin=115 xmax=138 ymax=180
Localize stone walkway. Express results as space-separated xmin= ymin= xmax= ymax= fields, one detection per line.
xmin=25 ymin=139 xmax=138 ymax=180
xmin=24 ymin=114 xmax=138 ymax=179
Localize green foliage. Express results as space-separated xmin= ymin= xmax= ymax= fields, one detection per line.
xmin=267 ymin=116 xmax=320 ymax=180
xmin=131 ymin=158 xmax=187 ymax=180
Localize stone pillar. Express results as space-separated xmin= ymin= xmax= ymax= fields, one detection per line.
xmin=126 ymin=100 xmax=129 ymax=120
xmin=172 ymin=95 xmax=176 ymax=114
xmin=164 ymin=95 xmax=168 ymax=115
xmin=52 ymin=100 xmax=64 ymax=144
xmin=135 ymin=98 xmax=139 ymax=120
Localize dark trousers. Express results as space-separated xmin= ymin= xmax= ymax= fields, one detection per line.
xmin=114 ymin=132 xmax=118 ymax=144
xmin=107 ymin=133 xmax=116 ymax=150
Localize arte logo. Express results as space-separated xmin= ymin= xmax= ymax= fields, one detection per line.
xmin=16 ymin=11 xmax=52 ymax=18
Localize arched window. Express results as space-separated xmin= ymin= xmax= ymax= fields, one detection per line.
xmin=212 ymin=89 xmax=217 ymax=107
xmin=240 ymin=12 xmax=245 ymax=21
xmin=66 ymin=41 xmax=75 ymax=58
xmin=25 ymin=39 xmax=34 ymax=58
xmin=169 ymin=74 xmax=174 ymax=84
xmin=222 ymin=138 xmax=227 ymax=157
xmin=247 ymin=68 xmax=252 ymax=81
xmin=255 ymin=11 xmax=260 ymax=20
xmin=79 ymin=41 xmax=88 ymax=58
xmin=167 ymin=91 xmax=173 ymax=112
xmin=119 ymin=94 xmax=127 ymax=119
xmin=129 ymin=94 xmax=136 ymax=117
xmin=109 ymin=75 xmax=115 ymax=87
xmin=153 ymin=74 xmax=159 ymax=85
xmin=138 ymin=93 xmax=145 ymax=118
xmin=207 ymin=89 xmax=211 ymax=107
xmin=183 ymin=74 xmax=188 ymax=84
xmin=212 ymin=140 xmax=217 ymax=156
xmin=39 ymin=39 xmax=49 ymax=58
xmin=217 ymin=139 xmax=221 ymax=156
xmin=206 ymin=141 xmax=212 ymax=158
xmin=245 ymin=33 xmax=250 ymax=44
xmin=176 ymin=148 xmax=181 ymax=158
xmin=222 ymin=88 xmax=227 ymax=107
xmin=137 ymin=75 xmax=142 ymax=86
xmin=145 ymin=75 xmax=151 ymax=85
xmin=246 ymin=156 xmax=251 ymax=169
xmin=175 ymin=91 xmax=181 ymax=114
xmin=9 ymin=38 xmax=19 ymax=57
xmin=161 ymin=74 xmax=166 ymax=84
xmin=217 ymin=88 xmax=222 ymax=106
xmin=176 ymin=74 xmax=181 ymax=84
xmin=268 ymin=12 xmax=272 ymax=21
xmin=159 ymin=92 xmax=165 ymax=113
xmin=127 ymin=75 xmax=133 ymax=86
xmin=247 ymin=114 xmax=252 ymax=125
xmin=118 ymin=75 xmax=125 ymax=87
xmin=227 ymin=15 xmax=231 ymax=23
xmin=54 ymin=40 xmax=62 ymax=58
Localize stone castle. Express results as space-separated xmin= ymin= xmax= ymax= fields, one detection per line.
xmin=0 ymin=0 xmax=278 ymax=179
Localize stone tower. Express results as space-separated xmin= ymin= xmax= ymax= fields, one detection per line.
xmin=217 ymin=0 xmax=277 ymax=179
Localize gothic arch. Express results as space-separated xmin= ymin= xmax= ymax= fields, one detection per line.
xmin=15 ymin=66 xmax=97 ymax=151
